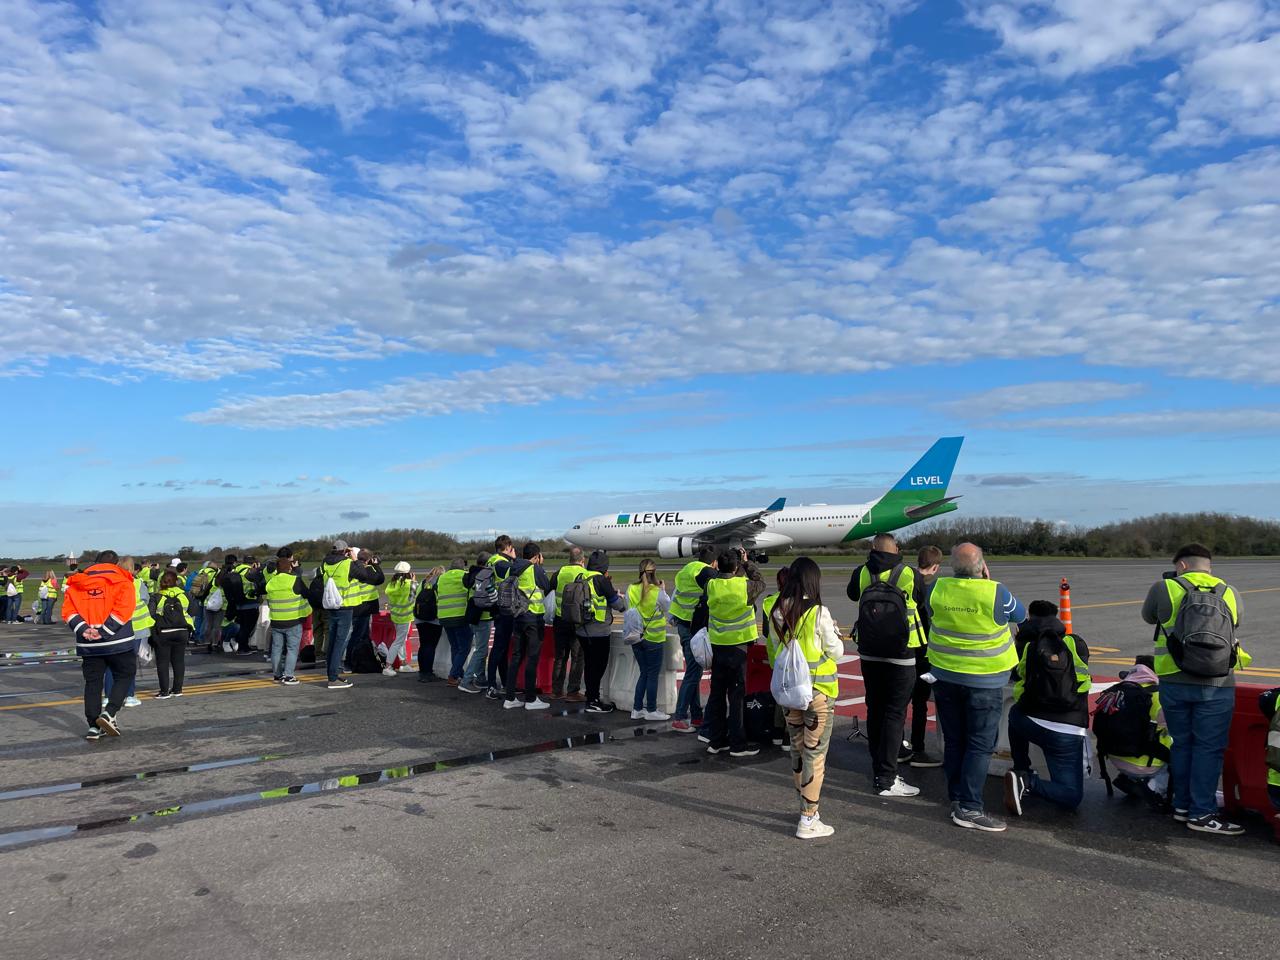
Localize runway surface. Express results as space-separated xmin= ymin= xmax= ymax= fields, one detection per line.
xmin=1 ymin=559 xmax=1276 ymax=960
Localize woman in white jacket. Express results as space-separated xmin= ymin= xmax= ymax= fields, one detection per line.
xmin=769 ymin=556 xmax=844 ymax=839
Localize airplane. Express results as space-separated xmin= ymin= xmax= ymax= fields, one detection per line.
xmin=563 ymin=437 xmax=965 ymax=561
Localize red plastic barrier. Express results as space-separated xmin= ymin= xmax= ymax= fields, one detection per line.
xmin=506 ymin=624 xmax=555 ymax=692
xmin=746 ymin=644 xmax=772 ymax=696
xmin=300 ymin=615 xmax=313 ymax=649
xmin=1222 ymin=681 xmax=1280 ymax=838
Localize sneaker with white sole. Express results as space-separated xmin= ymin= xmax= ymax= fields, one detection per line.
xmin=951 ymin=808 xmax=1006 ymax=832
xmin=123 ymin=695 xmax=142 ymax=708
xmin=280 ymin=676 xmax=299 ymax=686
xmin=172 ymin=691 xmax=184 ymax=697
xmin=909 ymin=751 xmax=943 ymax=768
xmin=706 ymin=744 xmax=731 ymax=755
xmin=671 ymin=720 xmax=695 ymax=732
xmin=381 ymin=667 xmax=396 ymax=677
xmin=730 ymin=746 xmax=760 ymax=758
xmin=795 ymin=815 xmax=835 ymax=840
xmin=1172 ymin=808 xmax=1190 ymax=823
xmin=877 ymin=776 xmax=921 ymax=799
xmin=458 ymin=682 xmax=483 ymax=694
xmin=630 ymin=709 xmax=646 ymax=720
xmin=585 ymin=700 xmax=615 ymax=714
xmin=503 ymin=697 xmax=524 ymax=710
xmin=1004 ymin=770 xmax=1027 ymax=816
xmin=1187 ymin=815 xmax=1245 ymax=836
xmin=85 ymin=726 xmax=103 ymax=741
xmin=154 ymin=692 xmax=172 ymax=701
xmin=643 ymin=710 xmax=671 ymax=721
xmin=96 ymin=712 xmax=121 ymax=737
xmin=327 ymin=678 xmax=353 ymax=689
xmin=525 ymin=697 xmax=550 ymax=711
xmin=397 ymin=664 xmax=416 ymax=673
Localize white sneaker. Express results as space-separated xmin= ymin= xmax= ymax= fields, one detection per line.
xmin=630 ymin=709 xmax=646 ymax=719
xmin=503 ymin=698 xmax=524 ymax=710
xmin=524 ymin=697 xmax=550 ymax=711
xmin=381 ymin=667 xmax=396 ymax=677
xmin=795 ymin=815 xmax=835 ymax=839
xmin=643 ymin=710 xmax=671 ymax=721
xmin=397 ymin=664 xmax=416 ymax=673
xmin=123 ymin=696 xmax=142 ymax=708
xmin=877 ymin=776 xmax=920 ymax=798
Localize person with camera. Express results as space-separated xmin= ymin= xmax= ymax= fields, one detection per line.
xmin=925 ymin=542 xmax=1025 ymax=832
xmin=701 ymin=547 xmax=766 ymax=758
xmin=1141 ymin=544 xmax=1251 ymax=836
xmin=248 ymin=547 xmax=312 ymax=685
xmin=313 ymin=540 xmax=385 ymax=689
xmin=577 ymin=549 xmax=625 ymax=714
xmin=502 ymin=542 xmax=553 ymax=710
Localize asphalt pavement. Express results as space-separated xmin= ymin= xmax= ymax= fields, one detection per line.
xmin=1 ymin=559 xmax=1277 ymax=960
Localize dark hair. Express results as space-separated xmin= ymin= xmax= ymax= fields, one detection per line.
xmin=277 ymin=546 xmax=293 ymax=559
xmin=224 ymin=554 xmax=238 ymax=566
xmin=176 ymin=562 xmax=188 ymax=573
xmin=477 ymin=550 xmax=491 ymax=567
xmin=1028 ymin=599 xmax=1058 ymax=618
xmin=587 ymin=549 xmax=609 ymax=573
xmin=159 ymin=569 xmax=179 ymax=590
xmin=95 ymin=550 xmax=119 ymax=564
xmin=917 ymin=545 xmax=943 ymax=569
xmin=696 ymin=545 xmax=716 ymax=565
xmin=775 ymin=565 xmax=790 ymax=590
xmin=495 ymin=535 xmax=513 ymax=552
xmin=716 ymin=550 xmax=738 ymax=574
xmin=1173 ymin=543 xmax=1212 ymax=563
xmin=772 ymin=556 xmax=822 ymax=640
xmin=522 ymin=541 xmax=541 ymax=560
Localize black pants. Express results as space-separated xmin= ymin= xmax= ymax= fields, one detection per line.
xmin=487 ymin=616 xmax=514 ymax=689
xmin=153 ymin=632 xmax=187 ymax=694
xmin=347 ymin=611 xmax=372 ymax=669
xmin=580 ymin=633 xmax=611 ymax=702
xmin=862 ymin=660 xmax=917 ymax=784
xmin=415 ymin=621 xmax=443 ymax=676
xmin=504 ymin=619 xmax=543 ymax=701
xmin=909 ymin=652 xmax=931 ymax=752
xmin=235 ymin=605 xmax=259 ymax=652
xmin=706 ymin=643 xmax=749 ymax=751
xmin=551 ymin=618 xmax=583 ymax=695
xmin=83 ymin=651 xmax=136 ymax=726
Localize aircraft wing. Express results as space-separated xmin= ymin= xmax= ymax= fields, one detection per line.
xmin=688 ymin=498 xmax=786 ymax=542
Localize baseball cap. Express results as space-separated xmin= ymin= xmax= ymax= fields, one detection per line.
xmin=169 ymin=557 xmax=181 ymax=567
xmin=394 ymin=561 xmax=412 ymax=574
xmin=333 ymin=539 xmax=349 ymax=551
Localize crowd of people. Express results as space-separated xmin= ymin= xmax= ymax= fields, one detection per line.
xmin=50 ymin=534 xmax=1280 ymax=840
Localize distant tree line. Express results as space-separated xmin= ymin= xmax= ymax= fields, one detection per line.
xmin=21 ymin=513 xmax=1280 ymax=566
xmin=898 ymin=512 xmax=1280 ymax=558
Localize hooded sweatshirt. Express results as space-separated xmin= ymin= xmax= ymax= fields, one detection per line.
xmin=577 ymin=552 xmax=624 ymax=638
xmin=1013 ymin=613 xmax=1091 ymax=727
xmin=63 ymin=563 xmax=136 ymax=657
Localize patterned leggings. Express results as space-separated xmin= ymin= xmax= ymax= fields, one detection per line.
xmin=787 ymin=693 xmax=835 ymax=816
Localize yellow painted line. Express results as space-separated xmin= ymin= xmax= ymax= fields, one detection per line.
xmin=0 ymin=673 xmax=327 ymax=712
xmin=1074 ymin=585 xmax=1280 ymax=611
xmin=1089 ymin=646 xmax=1121 ymax=653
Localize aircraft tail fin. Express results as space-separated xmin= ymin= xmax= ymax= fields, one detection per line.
xmin=889 ymin=436 xmax=963 ymax=495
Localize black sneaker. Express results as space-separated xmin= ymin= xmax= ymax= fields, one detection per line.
xmin=706 ymin=744 xmax=731 ymax=755
xmin=897 ymin=744 xmax=914 ymax=763
xmin=85 ymin=726 xmax=103 ymax=741
xmin=730 ymin=746 xmax=760 ymax=758
xmin=327 ymin=677 xmax=353 ymax=690
xmin=281 ymin=676 xmax=299 ymax=686
xmin=1187 ymin=815 xmax=1245 ymax=836
xmin=419 ymin=673 xmax=442 ymax=684
xmin=96 ymin=712 xmax=121 ymax=737
xmin=1003 ymin=770 xmax=1027 ymax=817
xmin=585 ymin=700 xmax=615 ymax=714
xmin=909 ymin=751 xmax=943 ymax=769
xmin=271 ymin=676 xmax=284 ymax=684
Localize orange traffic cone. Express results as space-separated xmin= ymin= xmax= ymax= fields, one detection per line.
xmin=1059 ymin=578 xmax=1073 ymax=634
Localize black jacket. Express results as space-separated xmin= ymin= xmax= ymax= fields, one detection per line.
xmin=1014 ymin=615 xmax=1091 ymax=726
xmin=846 ymin=550 xmax=932 ymax=641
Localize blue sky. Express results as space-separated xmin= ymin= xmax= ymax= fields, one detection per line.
xmin=2 ymin=0 xmax=1279 ymax=556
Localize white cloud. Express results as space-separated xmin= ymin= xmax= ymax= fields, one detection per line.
xmin=948 ymin=381 xmax=1147 ymax=416
xmin=995 ymin=408 xmax=1280 ymax=434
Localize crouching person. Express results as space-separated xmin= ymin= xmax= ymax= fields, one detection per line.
xmin=1004 ymin=600 xmax=1092 ymax=817
xmin=1095 ymin=663 xmax=1172 ymax=808
xmin=769 ymin=557 xmax=842 ymax=839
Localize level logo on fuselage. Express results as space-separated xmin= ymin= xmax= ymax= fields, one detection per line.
xmin=617 ymin=512 xmax=684 ymax=524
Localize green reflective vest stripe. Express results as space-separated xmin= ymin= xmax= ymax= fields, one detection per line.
xmin=133 ymin=580 xmax=154 ymax=631
xmin=234 ymin=564 xmax=258 ymax=601
xmin=320 ymin=559 xmax=360 ymax=608
xmin=385 ymin=578 xmax=416 ymax=624
xmin=264 ymin=572 xmax=309 ymax=623
xmin=518 ymin=564 xmax=546 ymax=616
xmin=1012 ymin=632 xmax=1091 ymax=702
xmin=762 ymin=594 xmax=781 ymax=666
xmin=857 ymin=564 xmax=923 ymax=649
xmin=670 ymin=561 xmax=709 ymax=622
xmin=554 ymin=565 xmax=587 ymax=618
xmin=707 ymin=577 xmax=755 ymax=646
xmin=627 ymin=583 xmax=668 ymax=643
xmin=487 ymin=554 xmax=510 ymax=582
xmin=780 ymin=605 xmax=839 ymax=699
xmin=1153 ymin=572 xmax=1242 ymax=677
xmin=436 ymin=570 xmax=469 ymax=621
xmin=926 ymin=577 xmax=1015 ymax=676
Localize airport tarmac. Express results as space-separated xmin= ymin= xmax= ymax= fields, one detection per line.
xmin=1 ymin=559 xmax=1277 ymax=960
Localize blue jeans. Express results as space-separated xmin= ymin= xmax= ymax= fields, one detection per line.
xmin=632 ymin=640 xmax=664 ymax=712
xmin=347 ymin=610 xmax=372 ymax=671
xmin=1160 ymin=681 xmax=1235 ymax=819
xmin=4 ymin=595 xmax=19 ymax=622
xmin=463 ymin=621 xmax=491 ymax=686
xmin=672 ymin=621 xmax=703 ymax=722
xmin=325 ymin=607 xmax=354 ymax=682
xmin=444 ymin=623 xmax=471 ymax=681
xmin=191 ymin=601 xmax=204 ymax=639
xmin=270 ymin=623 xmax=302 ymax=679
xmin=39 ymin=597 xmax=56 ymax=624
xmin=1008 ymin=705 xmax=1086 ymax=810
xmin=933 ymin=680 xmax=1003 ymax=813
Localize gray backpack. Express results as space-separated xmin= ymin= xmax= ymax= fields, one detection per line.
xmin=560 ymin=575 xmax=593 ymax=626
xmin=1166 ymin=577 xmax=1236 ymax=678
xmin=496 ymin=575 xmax=531 ymax=619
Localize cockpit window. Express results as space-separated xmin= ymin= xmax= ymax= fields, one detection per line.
xmin=573 ymin=525 xmax=581 ymax=529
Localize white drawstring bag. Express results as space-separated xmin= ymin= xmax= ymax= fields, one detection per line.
xmin=137 ymin=636 xmax=154 ymax=666
xmin=690 ymin=627 xmax=713 ymax=668
xmin=622 ymin=608 xmax=644 ymax=645
xmin=38 ymin=584 xmax=49 ymax=600
xmin=205 ymin=587 xmax=224 ymax=612
xmin=771 ymin=638 xmax=813 ymax=711
xmin=322 ymin=577 xmax=343 ymax=610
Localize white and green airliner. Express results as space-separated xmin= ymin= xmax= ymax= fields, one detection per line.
xmin=564 ymin=437 xmax=964 ymax=561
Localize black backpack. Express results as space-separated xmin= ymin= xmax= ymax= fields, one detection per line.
xmin=855 ymin=564 xmax=911 ymax=659
xmin=1093 ymin=681 xmax=1168 ymax=767
xmin=1021 ymin=631 xmax=1081 ymax=714
xmin=744 ymin=692 xmax=782 ymax=744
xmin=1166 ymin=577 xmax=1237 ymax=678
xmin=154 ymin=594 xmax=188 ymax=635
xmin=347 ymin=635 xmax=385 ymax=673
xmin=413 ymin=583 xmax=438 ymax=622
